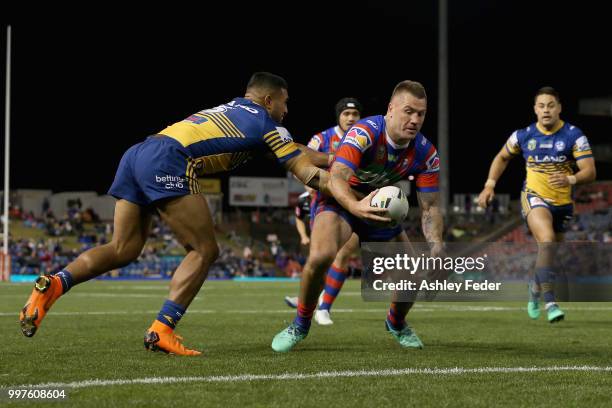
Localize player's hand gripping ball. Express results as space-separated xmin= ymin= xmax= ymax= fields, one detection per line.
xmin=369 ymin=186 xmax=409 ymax=227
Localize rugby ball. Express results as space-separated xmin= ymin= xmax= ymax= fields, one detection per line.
xmin=370 ymin=186 xmax=409 ymax=226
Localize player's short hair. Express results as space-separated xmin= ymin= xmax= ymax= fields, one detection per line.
xmin=391 ymin=80 xmax=427 ymax=100
xmin=534 ymin=86 xmax=561 ymax=104
xmin=246 ymin=72 xmax=288 ymax=94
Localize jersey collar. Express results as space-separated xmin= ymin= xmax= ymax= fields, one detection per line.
xmin=334 ymin=125 xmax=343 ymax=137
xmin=536 ymin=120 xmax=564 ymax=135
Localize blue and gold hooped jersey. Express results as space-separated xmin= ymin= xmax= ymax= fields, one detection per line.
xmin=159 ymin=97 xmax=300 ymax=175
xmin=505 ymin=120 xmax=593 ymax=206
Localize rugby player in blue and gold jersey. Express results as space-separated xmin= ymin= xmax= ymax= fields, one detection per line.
xmin=19 ymin=72 xmax=330 ymax=355
xmin=478 ymin=87 xmax=596 ymax=323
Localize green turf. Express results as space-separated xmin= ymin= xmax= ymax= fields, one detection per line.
xmin=1 ymin=280 xmax=612 ymax=407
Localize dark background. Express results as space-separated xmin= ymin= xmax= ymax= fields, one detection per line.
xmin=1 ymin=1 xmax=610 ymax=201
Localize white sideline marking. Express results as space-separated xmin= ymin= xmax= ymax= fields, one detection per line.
xmin=13 ymin=366 xmax=612 ymax=389
xmin=2 ymin=309 xmax=442 ymax=317
xmin=2 ymin=305 xmax=612 ymax=317
xmin=99 ymin=285 xmax=172 ymax=291
xmin=0 ymin=310 xmax=216 ymax=317
xmin=73 ymin=293 xmax=201 ymax=300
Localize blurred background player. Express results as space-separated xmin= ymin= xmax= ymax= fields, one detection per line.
xmin=19 ymin=72 xmax=330 ymax=356
xmin=272 ymin=81 xmax=444 ymax=352
xmin=284 ymin=98 xmax=363 ymax=325
xmin=294 ymin=187 xmax=315 ymax=247
xmin=478 ymin=86 xmax=596 ymax=323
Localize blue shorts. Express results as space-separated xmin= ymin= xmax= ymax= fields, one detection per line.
xmin=108 ymin=136 xmax=201 ymax=206
xmin=521 ymin=191 xmax=574 ymax=233
xmin=311 ymin=192 xmax=402 ymax=241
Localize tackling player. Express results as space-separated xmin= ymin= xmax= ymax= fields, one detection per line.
xmin=272 ymin=80 xmax=444 ymax=352
xmin=477 ymin=87 xmax=596 ymax=323
xmin=19 ymin=72 xmax=330 ymax=356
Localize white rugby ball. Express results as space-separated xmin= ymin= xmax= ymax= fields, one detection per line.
xmin=370 ymin=186 xmax=409 ymax=226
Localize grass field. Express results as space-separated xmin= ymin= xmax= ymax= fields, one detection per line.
xmin=1 ymin=279 xmax=612 ymax=407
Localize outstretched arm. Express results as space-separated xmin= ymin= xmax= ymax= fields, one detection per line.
xmin=284 ymin=153 xmax=331 ymax=196
xmin=294 ymin=143 xmax=333 ymax=168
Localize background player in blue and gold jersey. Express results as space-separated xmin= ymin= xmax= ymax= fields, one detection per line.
xmin=478 ymin=87 xmax=597 ymax=323
xmin=19 ymin=72 xmax=330 ymax=356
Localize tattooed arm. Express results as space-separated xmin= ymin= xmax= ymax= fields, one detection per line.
xmin=329 ymin=162 xmax=391 ymax=223
xmin=417 ymin=191 xmax=444 ymax=256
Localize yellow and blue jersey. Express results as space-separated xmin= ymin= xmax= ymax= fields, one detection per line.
xmin=108 ymin=98 xmax=301 ymax=206
xmin=159 ymin=97 xmax=300 ymax=175
xmin=505 ymin=120 xmax=593 ymax=206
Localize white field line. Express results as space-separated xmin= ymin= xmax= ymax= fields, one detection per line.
xmin=10 ymin=366 xmax=612 ymax=390
xmin=76 ymin=293 xmax=201 ymax=299
xmin=2 ymin=305 xmax=612 ymax=317
xmin=0 ymin=309 xmax=383 ymax=317
xmin=85 ymin=285 xmax=172 ymax=291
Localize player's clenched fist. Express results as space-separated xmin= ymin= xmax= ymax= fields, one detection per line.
xmin=477 ymin=187 xmax=495 ymax=209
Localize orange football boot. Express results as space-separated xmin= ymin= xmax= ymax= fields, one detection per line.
xmin=144 ymin=320 xmax=202 ymax=356
xmin=19 ymin=275 xmax=64 ymax=337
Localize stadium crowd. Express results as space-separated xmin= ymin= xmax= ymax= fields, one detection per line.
xmin=4 ymin=203 xmax=316 ymax=279
xmin=4 ymin=184 xmax=609 ymax=280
